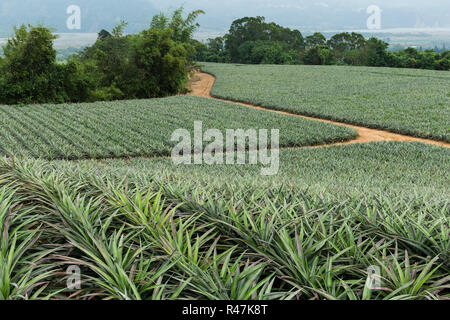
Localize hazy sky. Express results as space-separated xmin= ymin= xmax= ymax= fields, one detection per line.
xmin=0 ymin=0 xmax=449 ymax=35
xmin=165 ymin=0 xmax=450 ymax=30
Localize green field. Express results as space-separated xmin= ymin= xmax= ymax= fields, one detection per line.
xmin=59 ymin=142 xmax=449 ymax=201
xmin=0 ymin=64 xmax=449 ymax=300
xmin=0 ymin=96 xmax=356 ymax=159
xmin=203 ymin=63 xmax=450 ymax=142
xmin=1 ymin=141 xmax=449 ymax=300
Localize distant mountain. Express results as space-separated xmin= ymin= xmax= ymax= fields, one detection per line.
xmin=0 ymin=0 xmax=158 ymax=36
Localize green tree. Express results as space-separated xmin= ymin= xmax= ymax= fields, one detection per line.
xmin=420 ymin=49 xmax=439 ymax=69
xmin=202 ymin=37 xmax=229 ymax=62
xmin=226 ymin=16 xmax=268 ymax=62
xmin=302 ymin=46 xmax=335 ymax=65
xmin=0 ymin=24 xmax=80 ymax=104
xmin=224 ymin=17 xmax=304 ymax=63
xmin=266 ymin=23 xmax=304 ymax=51
xmin=151 ymin=7 xmax=205 ymax=43
xmin=362 ymin=37 xmax=391 ymax=67
xmin=132 ymin=28 xmax=189 ymax=98
xmin=435 ymin=56 xmax=450 ymax=70
xmin=150 ymin=7 xmax=204 ymax=62
xmin=328 ymin=32 xmax=366 ymax=63
xmin=305 ymin=32 xmax=326 ymax=48
xmin=77 ymin=8 xmax=200 ymax=101
xmin=193 ymin=40 xmax=209 ymax=62
xmin=342 ymin=49 xmax=365 ymax=66
xmin=435 ymin=50 xmax=450 ymax=70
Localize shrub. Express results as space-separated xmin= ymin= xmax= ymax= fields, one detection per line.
xmin=435 ymin=56 xmax=450 ymax=71
xmin=0 ymin=8 xmax=202 ymax=105
xmin=0 ymin=25 xmax=71 ymax=104
xmin=302 ymin=46 xmax=336 ymax=65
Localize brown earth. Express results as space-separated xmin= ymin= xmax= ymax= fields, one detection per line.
xmin=188 ymin=72 xmax=450 ymax=149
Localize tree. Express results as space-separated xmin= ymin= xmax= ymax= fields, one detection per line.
xmin=2 ymin=25 xmax=57 ymax=82
xmin=350 ymin=33 xmax=366 ymax=50
xmin=302 ymin=46 xmax=335 ymax=65
xmin=305 ymin=32 xmax=326 ymax=48
xmin=328 ymin=32 xmax=366 ymax=63
xmin=0 ymin=7 xmax=203 ymax=104
xmin=0 ymin=24 xmax=73 ymax=104
xmin=79 ymin=21 xmax=133 ymax=99
xmin=151 ymin=7 xmax=205 ymax=43
xmin=362 ymin=37 xmax=390 ymax=67
xmin=441 ymin=50 xmax=450 ymax=59
xmin=150 ymin=7 xmax=204 ymax=62
xmin=420 ymin=49 xmax=439 ymax=69
xmin=435 ymin=56 xmax=450 ymax=70
xmin=97 ymin=29 xmax=112 ymax=41
xmin=226 ymin=16 xmax=268 ymax=62
xmin=266 ymin=23 xmax=304 ymax=51
xmin=224 ymin=16 xmax=304 ymax=63
xmin=112 ymin=20 xmax=128 ymax=37
xmin=193 ymin=40 xmax=209 ymax=62
xmin=202 ymin=37 xmax=229 ymax=62
xmin=76 ymin=8 xmax=200 ymax=101
xmin=132 ymin=28 xmax=189 ymax=98
xmin=342 ymin=49 xmax=365 ymax=66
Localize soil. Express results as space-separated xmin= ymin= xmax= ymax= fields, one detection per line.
xmin=188 ymin=72 xmax=450 ymax=149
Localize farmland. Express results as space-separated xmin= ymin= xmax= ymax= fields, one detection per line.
xmin=0 ymin=96 xmax=356 ymax=160
xmin=203 ymin=63 xmax=450 ymax=142
xmin=0 ymin=64 xmax=449 ymax=300
xmin=1 ymin=141 xmax=449 ymax=300
xmin=2 ymin=1 xmax=450 ymax=305
xmin=59 ymin=142 xmax=450 ymax=201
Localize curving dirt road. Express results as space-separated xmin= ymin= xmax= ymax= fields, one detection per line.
xmin=189 ymin=72 xmax=450 ymax=149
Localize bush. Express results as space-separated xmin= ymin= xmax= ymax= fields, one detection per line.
xmin=77 ymin=16 xmax=193 ymax=100
xmin=0 ymin=25 xmax=72 ymax=104
xmin=435 ymin=57 xmax=450 ymax=71
xmin=302 ymin=46 xmax=336 ymax=65
xmin=0 ymin=8 xmax=202 ymax=105
xmin=133 ymin=28 xmax=189 ymax=97
xmin=342 ymin=49 xmax=365 ymax=66
xmin=249 ymin=41 xmax=299 ymax=64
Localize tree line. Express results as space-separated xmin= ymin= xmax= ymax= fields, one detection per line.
xmin=195 ymin=16 xmax=450 ymax=71
xmin=0 ymin=8 xmax=203 ymax=105
xmin=1 ymin=12 xmax=449 ymax=105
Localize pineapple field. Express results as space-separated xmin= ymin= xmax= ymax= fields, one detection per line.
xmin=0 ymin=63 xmax=449 ymax=300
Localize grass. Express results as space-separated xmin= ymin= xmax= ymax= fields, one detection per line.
xmin=202 ymin=63 xmax=450 ymax=142
xmin=0 ymin=96 xmax=356 ymax=160
xmin=0 ymin=146 xmax=448 ymax=300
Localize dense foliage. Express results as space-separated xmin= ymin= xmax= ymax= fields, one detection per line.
xmin=198 ymin=16 xmax=450 ymax=71
xmin=0 ymin=96 xmax=356 ymax=160
xmin=0 ymin=25 xmax=84 ymax=104
xmin=0 ymin=9 xmax=448 ymax=302
xmin=68 ymin=142 xmax=450 ymax=202
xmin=196 ymin=17 xmax=304 ymax=65
xmin=0 ymin=8 xmax=202 ymax=105
xmin=203 ymin=63 xmax=450 ymax=142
